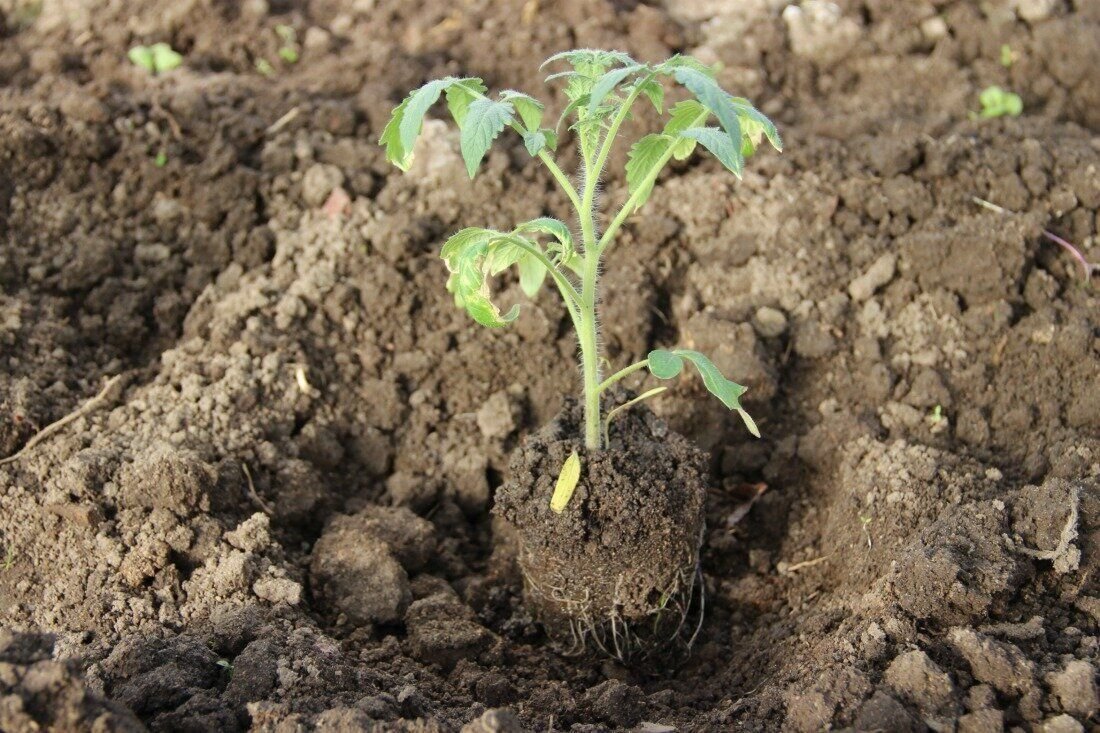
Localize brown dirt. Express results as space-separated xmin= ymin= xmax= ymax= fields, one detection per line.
xmin=0 ymin=0 xmax=1097 ymax=731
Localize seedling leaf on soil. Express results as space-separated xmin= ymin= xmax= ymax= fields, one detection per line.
xmin=978 ymin=85 xmax=1022 ymax=118
xmin=128 ymin=43 xmax=183 ymax=75
xmin=380 ymin=50 xmax=780 ymax=455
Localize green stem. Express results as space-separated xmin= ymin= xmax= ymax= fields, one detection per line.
xmin=577 ymin=255 xmax=602 ymax=450
xmin=602 ymin=386 xmax=667 ymax=445
xmin=598 ymin=358 xmax=649 ymax=393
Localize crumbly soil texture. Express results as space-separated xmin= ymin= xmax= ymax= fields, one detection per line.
xmin=0 ymin=1 xmax=1098 ymax=731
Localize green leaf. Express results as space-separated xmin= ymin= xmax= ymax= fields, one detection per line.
xmin=671 ymin=67 xmax=743 ymax=171
xmin=587 ymin=64 xmax=644 ymax=115
xmin=656 ymin=54 xmax=717 ymax=78
xmin=678 ymin=127 xmax=741 ymax=176
xmin=445 ymin=78 xmax=487 ymax=127
xmin=665 ymin=100 xmax=707 ymax=159
xmin=514 ymin=217 xmax=572 ymax=248
xmin=550 ymin=450 xmax=581 ymax=513
xmin=399 ymin=78 xmax=452 ymax=155
xmin=128 ymin=46 xmax=155 ymax=73
xmin=460 ymin=97 xmax=514 ymax=178
xmin=150 ymin=43 xmax=183 ymax=72
xmin=646 ymin=349 xmax=759 ymax=436
xmin=500 ymin=90 xmax=544 ymax=131
xmin=517 ymin=256 xmax=547 ymax=297
xmin=541 ymin=48 xmax=635 ymax=71
xmin=636 ymin=78 xmax=664 ymax=113
xmin=625 ymin=134 xmax=672 ymax=212
xmin=380 ymin=97 xmax=413 ymax=170
xmin=441 ymin=228 xmax=522 ymax=328
xmin=523 ymin=130 xmax=546 ymax=156
xmin=730 ymin=97 xmax=783 ymax=153
xmin=129 ymin=43 xmax=183 ymax=74
xmin=646 ymin=349 xmax=683 ymax=379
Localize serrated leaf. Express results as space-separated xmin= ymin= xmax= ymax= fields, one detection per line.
xmin=500 ymin=90 xmax=544 ymax=131
xmin=445 ymin=78 xmax=487 ymax=128
xmin=522 ymin=130 xmax=546 ymax=156
xmin=460 ymin=97 xmax=514 ymax=178
xmin=380 ymin=97 xmax=413 ymax=170
xmin=550 ymin=451 xmax=581 ymax=513
xmin=672 ymin=67 xmax=743 ymax=167
xmin=541 ymin=48 xmax=635 ymax=71
xmin=656 ymin=53 xmax=716 ymax=78
xmin=664 ymin=99 xmax=707 ymax=159
xmin=587 ymin=64 xmax=644 ymax=115
xmin=647 ymin=349 xmax=758 ymax=436
xmin=625 ymin=134 xmax=672 ymax=212
xmin=730 ymin=97 xmax=782 ymax=153
xmin=441 ymin=227 xmax=524 ymax=328
xmin=679 ymin=127 xmax=742 ymax=176
xmin=513 ymin=217 xmax=572 ymax=248
xmin=517 ymin=255 xmax=547 ymax=297
xmin=636 ymin=78 xmax=664 ymax=113
xmin=399 ymin=78 xmax=452 ymax=156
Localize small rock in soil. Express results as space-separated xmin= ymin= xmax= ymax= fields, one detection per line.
xmin=117 ymin=445 xmax=216 ymax=516
xmin=476 ymin=389 xmax=521 ymax=440
xmin=1042 ymin=713 xmax=1085 ymax=733
xmin=752 ymin=305 xmax=788 ymax=338
xmin=852 ymin=690 xmax=922 ymax=733
xmin=958 ymin=708 xmax=1004 ymax=733
xmin=948 ymin=628 xmax=1038 ymax=697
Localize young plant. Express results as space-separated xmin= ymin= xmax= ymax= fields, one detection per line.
xmin=380 ymin=49 xmax=780 ymax=453
xmin=128 ymin=43 xmax=183 ymax=75
xmin=978 ymin=85 xmax=1023 ymax=118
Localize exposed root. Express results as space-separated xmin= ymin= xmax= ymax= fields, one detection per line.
xmin=520 ymin=525 xmax=707 ymax=664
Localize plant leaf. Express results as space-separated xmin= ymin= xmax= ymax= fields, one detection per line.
xmin=150 ymin=43 xmax=183 ymax=72
xmin=550 ymin=450 xmax=581 ymax=513
xmin=730 ymin=97 xmax=782 ymax=153
xmin=460 ymin=97 xmax=514 ymax=178
xmin=665 ymin=99 xmax=707 ymax=159
xmin=656 ymin=54 xmax=717 ymax=78
xmin=587 ymin=64 xmax=644 ymax=115
xmin=441 ymin=228 xmax=523 ymax=328
xmin=522 ymin=130 xmax=546 ymax=156
xmin=636 ymin=78 xmax=664 ymax=113
xmin=399 ymin=78 xmax=453 ymax=156
xmin=380 ymin=97 xmax=413 ymax=170
xmin=678 ymin=127 xmax=741 ymax=176
xmin=514 ymin=217 xmax=572 ymax=246
xmin=625 ymin=133 xmax=672 ymax=212
xmin=646 ymin=349 xmax=759 ymax=436
xmin=671 ymin=66 xmax=743 ymax=173
xmin=517 ymin=255 xmax=547 ymax=297
xmin=646 ymin=349 xmax=684 ymax=379
xmin=500 ymin=90 xmax=544 ymax=130
xmin=446 ymin=78 xmax=487 ymax=128
xmin=541 ymin=48 xmax=635 ymax=71
xmin=128 ymin=46 xmax=156 ymax=73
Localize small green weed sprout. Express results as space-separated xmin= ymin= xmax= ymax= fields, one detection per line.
xmin=380 ymin=50 xmax=780 ymax=452
xmin=978 ymin=85 xmax=1022 ymax=118
xmin=1000 ymin=44 xmax=1016 ymax=67
xmin=128 ymin=43 xmax=183 ymax=75
xmin=275 ymin=24 xmax=300 ymax=64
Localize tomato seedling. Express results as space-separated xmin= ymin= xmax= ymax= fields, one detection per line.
xmin=381 ymin=49 xmax=780 ymax=451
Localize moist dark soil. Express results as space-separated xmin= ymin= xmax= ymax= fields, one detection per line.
xmin=494 ymin=396 xmax=708 ymax=660
xmin=0 ymin=0 xmax=1098 ymax=731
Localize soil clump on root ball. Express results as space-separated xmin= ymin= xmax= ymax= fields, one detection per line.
xmin=494 ymin=395 xmax=709 ymax=662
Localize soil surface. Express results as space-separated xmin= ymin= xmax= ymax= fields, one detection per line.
xmin=1 ymin=0 xmax=1098 ymax=731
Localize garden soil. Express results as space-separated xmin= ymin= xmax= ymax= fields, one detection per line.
xmin=0 ymin=0 xmax=1098 ymax=730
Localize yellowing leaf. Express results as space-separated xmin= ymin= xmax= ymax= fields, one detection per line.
xmin=550 ymin=451 xmax=581 ymax=513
